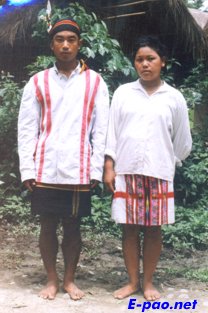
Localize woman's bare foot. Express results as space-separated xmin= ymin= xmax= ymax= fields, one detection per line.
xmin=64 ymin=282 xmax=85 ymax=300
xmin=113 ymin=283 xmax=139 ymax=300
xmin=38 ymin=280 xmax=59 ymax=300
xmin=143 ymin=282 xmax=161 ymax=301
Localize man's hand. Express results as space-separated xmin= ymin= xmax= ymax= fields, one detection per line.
xmin=90 ymin=179 xmax=100 ymax=189
xmin=23 ymin=179 xmax=36 ymax=192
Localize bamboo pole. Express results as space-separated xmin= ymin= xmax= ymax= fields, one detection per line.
xmin=103 ymin=0 xmax=159 ymax=9
xmin=104 ymin=11 xmax=146 ymax=20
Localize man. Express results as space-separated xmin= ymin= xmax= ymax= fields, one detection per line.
xmin=18 ymin=18 xmax=109 ymax=300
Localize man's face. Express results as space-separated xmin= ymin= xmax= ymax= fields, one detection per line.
xmin=50 ymin=30 xmax=82 ymax=63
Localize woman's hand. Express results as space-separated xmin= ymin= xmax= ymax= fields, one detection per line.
xmin=104 ymin=156 xmax=116 ymax=193
xmin=104 ymin=169 xmax=116 ymax=193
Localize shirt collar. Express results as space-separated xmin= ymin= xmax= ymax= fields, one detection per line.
xmin=132 ymin=79 xmax=168 ymax=94
xmin=53 ymin=62 xmax=81 ymax=78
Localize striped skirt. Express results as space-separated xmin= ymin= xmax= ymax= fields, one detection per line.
xmin=112 ymin=175 xmax=174 ymax=226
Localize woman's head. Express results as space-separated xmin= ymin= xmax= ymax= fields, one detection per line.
xmin=133 ymin=36 xmax=168 ymax=60
xmin=133 ymin=36 xmax=168 ymax=83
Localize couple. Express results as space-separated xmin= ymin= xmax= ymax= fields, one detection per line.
xmin=18 ymin=18 xmax=192 ymax=302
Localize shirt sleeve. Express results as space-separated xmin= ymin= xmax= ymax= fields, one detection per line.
xmin=172 ymin=91 xmax=192 ymax=164
xmin=18 ymin=78 xmax=41 ymax=182
xmin=104 ymin=88 xmax=119 ymax=162
xmin=90 ymin=77 xmax=109 ymax=181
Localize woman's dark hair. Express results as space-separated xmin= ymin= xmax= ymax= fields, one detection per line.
xmin=133 ymin=35 xmax=168 ymax=60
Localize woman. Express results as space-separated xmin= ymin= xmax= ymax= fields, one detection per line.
xmin=104 ymin=36 xmax=192 ymax=301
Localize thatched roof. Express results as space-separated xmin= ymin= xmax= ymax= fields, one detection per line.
xmin=0 ymin=3 xmax=44 ymax=46
xmin=82 ymin=0 xmax=208 ymax=61
xmin=0 ymin=0 xmax=208 ymax=78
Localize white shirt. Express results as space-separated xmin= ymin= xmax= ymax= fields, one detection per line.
xmin=105 ymin=80 xmax=192 ymax=182
xmin=18 ymin=64 xmax=109 ymax=184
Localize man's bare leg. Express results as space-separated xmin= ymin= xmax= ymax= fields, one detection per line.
xmin=61 ymin=217 xmax=84 ymax=300
xmin=38 ymin=215 xmax=60 ymax=300
xmin=143 ymin=226 xmax=162 ymax=301
xmin=114 ymin=224 xmax=140 ymax=299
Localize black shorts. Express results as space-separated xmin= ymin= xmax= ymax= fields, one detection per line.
xmin=31 ymin=186 xmax=91 ymax=218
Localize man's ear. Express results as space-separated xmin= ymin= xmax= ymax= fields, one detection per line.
xmin=78 ymin=38 xmax=83 ymax=50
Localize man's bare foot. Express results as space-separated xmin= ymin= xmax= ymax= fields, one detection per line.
xmin=143 ymin=282 xmax=161 ymax=301
xmin=64 ymin=282 xmax=85 ymax=300
xmin=113 ymin=283 xmax=139 ymax=300
xmin=38 ymin=280 xmax=59 ymax=300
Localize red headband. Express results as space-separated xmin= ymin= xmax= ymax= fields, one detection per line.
xmin=49 ymin=19 xmax=80 ymax=39
xmin=51 ymin=20 xmax=80 ymax=32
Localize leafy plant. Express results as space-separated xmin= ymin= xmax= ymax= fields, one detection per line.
xmin=166 ymin=267 xmax=208 ymax=283
xmin=183 ymin=0 xmax=203 ymax=9
xmin=185 ymin=268 xmax=208 ymax=282
xmin=82 ymin=195 xmax=121 ymax=237
xmin=0 ymin=72 xmax=23 ymax=189
xmin=174 ymin=131 xmax=208 ymax=206
xmin=0 ymin=191 xmax=33 ymax=224
xmin=162 ymin=58 xmax=181 ymax=85
xmin=0 ymin=72 xmax=23 ymax=160
xmin=163 ymin=205 xmax=208 ymax=251
xmin=180 ymin=62 xmax=208 ymax=110
xmin=26 ymin=55 xmax=55 ymax=76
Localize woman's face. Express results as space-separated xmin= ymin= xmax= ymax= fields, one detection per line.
xmin=134 ymin=46 xmax=165 ymax=83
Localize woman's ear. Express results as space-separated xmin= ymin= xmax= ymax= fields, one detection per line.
xmin=161 ymin=56 xmax=166 ymax=67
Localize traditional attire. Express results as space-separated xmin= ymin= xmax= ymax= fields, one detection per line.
xmin=18 ymin=63 xmax=109 ymax=217
xmin=105 ymin=80 xmax=192 ymax=225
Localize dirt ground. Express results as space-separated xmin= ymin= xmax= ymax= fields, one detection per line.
xmin=0 ymin=222 xmax=208 ymax=313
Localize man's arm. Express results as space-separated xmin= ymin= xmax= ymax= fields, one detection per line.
xmin=18 ymin=78 xmax=41 ymax=185
xmin=90 ymin=76 xmax=109 ymax=182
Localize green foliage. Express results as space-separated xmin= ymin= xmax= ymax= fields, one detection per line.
xmin=0 ymin=72 xmax=23 ymax=190
xmin=0 ymin=72 xmax=23 ymax=160
xmin=0 ymin=190 xmax=31 ymax=224
xmin=174 ymin=62 xmax=208 ymax=206
xmin=82 ymin=195 xmax=121 ymax=237
xmin=184 ymin=268 xmax=208 ymax=282
xmin=162 ymin=58 xmax=181 ymax=85
xmin=183 ymin=0 xmax=203 ymax=8
xmin=26 ymin=55 xmax=55 ymax=76
xmin=174 ymin=132 xmax=208 ymax=206
xmin=166 ymin=267 xmax=208 ymax=283
xmin=180 ymin=62 xmax=208 ymax=110
xmin=30 ymin=2 xmax=136 ymax=92
xmin=163 ymin=205 xmax=208 ymax=251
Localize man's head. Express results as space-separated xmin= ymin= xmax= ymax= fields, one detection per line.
xmin=49 ymin=18 xmax=82 ymax=64
xmin=49 ymin=18 xmax=80 ymax=41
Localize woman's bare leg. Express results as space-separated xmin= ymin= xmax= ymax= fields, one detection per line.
xmin=114 ymin=224 xmax=140 ymax=299
xmin=143 ymin=226 xmax=162 ymax=301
